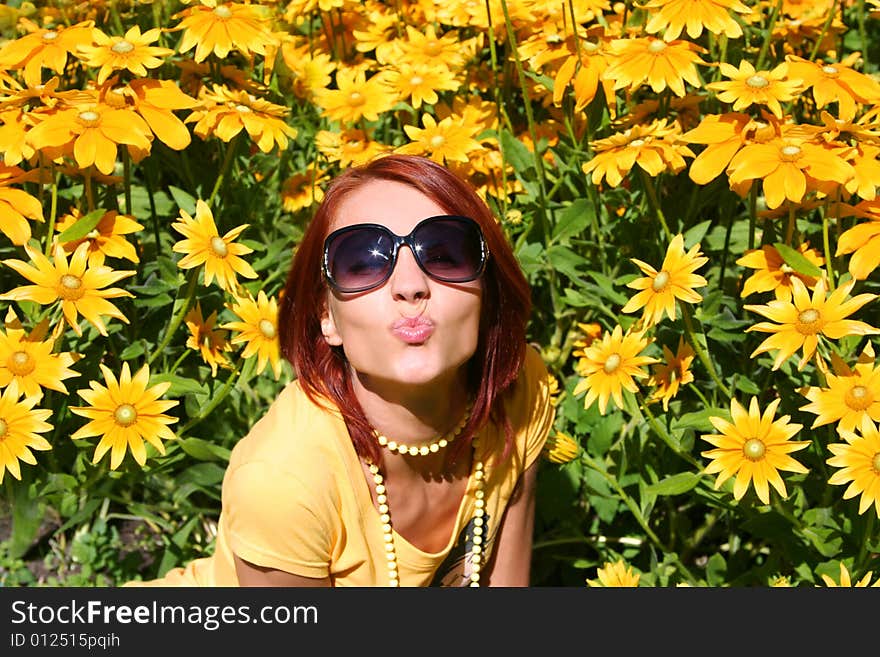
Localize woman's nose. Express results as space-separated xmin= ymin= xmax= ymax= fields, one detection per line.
xmin=389 ymin=246 xmax=429 ymax=301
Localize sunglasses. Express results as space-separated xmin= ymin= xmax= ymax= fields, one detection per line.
xmin=322 ymin=215 xmax=488 ymax=294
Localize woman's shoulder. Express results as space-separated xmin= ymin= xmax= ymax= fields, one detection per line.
xmin=226 ymin=378 xmax=347 ymax=474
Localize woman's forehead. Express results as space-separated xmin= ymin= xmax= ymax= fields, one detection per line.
xmin=328 ymin=180 xmax=447 ymax=234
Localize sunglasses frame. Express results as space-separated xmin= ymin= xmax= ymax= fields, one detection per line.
xmin=322 ymin=215 xmax=489 ymax=294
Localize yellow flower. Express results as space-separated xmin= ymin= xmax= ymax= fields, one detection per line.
xmin=173 ymin=1 xmax=279 ymax=63
xmin=314 ymin=67 xmax=398 ymax=124
xmin=648 ymin=337 xmax=695 ymax=410
xmin=819 ymin=561 xmax=880 ymax=587
xmin=392 ymin=23 xmax=470 ymax=70
xmin=587 ymin=559 xmax=640 ymax=587
xmin=771 ymin=575 xmax=792 ymax=587
xmin=542 ymin=431 xmax=579 ymax=464
xmin=602 ymin=36 xmax=707 ymax=98
xmin=700 ymin=397 xmax=809 ymax=504
xmin=171 ymin=199 xmax=257 ymax=294
xmin=184 ymin=302 xmax=232 ymax=377
xmin=641 ymin=0 xmax=753 ymax=41
xmin=399 ymin=112 xmax=482 ymax=164
xmin=281 ymin=165 xmax=327 ymax=214
xmin=621 ymin=233 xmax=708 ymax=327
xmin=186 ymin=84 xmax=298 ymax=154
xmin=77 ymin=25 xmax=174 ymax=86
xmin=0 ymin=19 xmax=95 ymax=86
xmin=108 ymin=78 xmax=200 ymax=152
xmin=222 ymin=290 xmax=282 ymax=380
xmin=26 ymin=101 xmax=153 ymax=175
xmin=279 ymin=43 xmax=336 ymax=101
xmin=845 ymin=144 xmax=880 ymax=202
xmin=0 ymin=164 xmax=43 ymax=246
xmin=572 ymin=324 xmax=658 ymax=415
xmin=736 ymin=243 xmax=824 ymax=301
xmin=800 ymin=343 xmax=880 ymax=433
xmin=1 ymin=243 xmax=134 ymax=337
xmin=680 ymin=111 xmax=780 ymax=185
xmin=0 ymin=108 xmax=36 ymax=166
xmin=70 ymin=362 xmax=178 ymax=470
xmin=571 ymin=322 xmax=604 ymax=359
xmin=315 ymin=128 xmax=390 ymax=167
xmin=582 ymin=119 xmax=694 ymax=187
xmin=0 ymin=380 xmax=52 ymax=484
xmin=727 ymin=136 xmax=856 ymax=210
xmin=54 ymin=209 xmax=143 ymax=267
xmin=385 ymin=62 xmax=460 ymax=109
xmin=552 ymin=28 xmax=615 ymax=113
xmin=785 ymin=53 xmax=880 ymax=122
xmin=707 ymin=60 xmax=803 ymax=118
xmin=836 ymin=204 xmax=880 ymax=280
xmin=0 ymin=308 xmax=77 ymax=399
xmin=744 ymin=277 xmax=879 ymax=371
xmin=827 ymin=418 xmax=880 ymax=518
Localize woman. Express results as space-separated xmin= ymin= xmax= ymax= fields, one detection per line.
xmin=127 ymin=154 xmax=554 ymax=587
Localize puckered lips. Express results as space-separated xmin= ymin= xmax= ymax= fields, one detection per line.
xmin=391 ymin=315 xmax=434 ymax=344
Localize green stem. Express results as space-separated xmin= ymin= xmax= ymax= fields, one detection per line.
xmin=856 ymin=512 xmax=875 ymax=572
xmin=821 ymin=202 xmax=837 ymax=289
xmin=122 ymin=148 xmax=132 ymax=217
xmin=178 ymin=361 xmax=243 ymax=436
xmin=146 ymin=268 xmax=199 ymax=368
xmin=43 ymin=166 xmax=59 ymax=257
xmin=688 ymin=379 xmax=712 ymax=409
xmin=499 ymin=0 xmax=551 ymax=237
xmin=785 ymin=204 xmax=796 ymax=245
xmin=637 ymin=392 xmax=701 ymax=468
xmin=680 ymin=302 xmax=732 ymax=398
xmin=579 ymin=451 xmax=697 ymax=583
xmin=808 ymin=3 xmax=838 ymax=62
xmin=639 ymin=168 xmax=672 ymax=241
xmin=748 ymin=184 xmax=758 ymax=250
xmin=207 ymin=134 xmax=240 ymax=207
xmin=756 ymin=0 xmax=783 ymax=70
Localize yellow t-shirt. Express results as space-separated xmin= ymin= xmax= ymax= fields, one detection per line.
xmin=126 ymin=345 xmax=554 ymax=587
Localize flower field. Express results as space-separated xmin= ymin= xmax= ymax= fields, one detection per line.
xmin=1 ymin=0 xmax=879 ymax=587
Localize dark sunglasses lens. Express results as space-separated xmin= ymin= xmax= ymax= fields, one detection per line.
xmin=414 ymin=218 xmax=484 ymax=282
xmin=328 ymin=227 xmax=393 ymax=291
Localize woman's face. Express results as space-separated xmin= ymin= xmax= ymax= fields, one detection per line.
xmin=320 ymin=180 xmax=483 ymax=395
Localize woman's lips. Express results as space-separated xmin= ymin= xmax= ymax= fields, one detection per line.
xmin=391 ymin=316 xmax=434 ymax=344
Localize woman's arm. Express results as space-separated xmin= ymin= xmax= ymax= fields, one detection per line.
xmin=233 ymin=554 xmax=331 ymax=587
xmin=481 ymin=458 xmax=540 ymax=586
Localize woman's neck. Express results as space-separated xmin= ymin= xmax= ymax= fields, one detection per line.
xmin=351 ymin=370 xmax=470 ymax=448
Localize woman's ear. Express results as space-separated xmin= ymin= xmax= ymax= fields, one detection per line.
xmin=320 ymin=305 xmax=343 ymax=346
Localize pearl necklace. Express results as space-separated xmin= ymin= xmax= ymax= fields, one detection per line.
xmin=373 ymin=402 xmax=473 ymax=456
xmin=367 ymin=434 xmax=486 ymax=587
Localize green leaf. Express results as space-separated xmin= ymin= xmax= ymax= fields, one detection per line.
xmin=545 ymin=245 xmax=586 ymax=280
xmin=683 ymin=220 xmax=712 ymax=248
xmin=178 ymin=462 xmax=226 ymax=487
xmin=773 ymin=242 xmax=822 ymax=277
xmin=179 ymin=437 xmax=231 ymax=462
xmin=57 ymin=209 xmax=105 ymax=243
xmin=7 ymin=482 xmax=43 ymax=559
xmin=149 ymin=373 xmax=208 ymax=398
xmin=671 ymin=408 xmax=727 ymax=433
xmin=644 ymin=472 xmax=701 ymax=496
xmin=706 ymin=553 xmax=727 ymax=586
xmin=168 ymin=186 xmax=198 ymax=215
xmin=552 ymin=198 xmax=594 ymax=243
xmin=499 ymin=129 xmax=534 ymax=172
xmin=587 ymin=270 xmax=628 ymax=305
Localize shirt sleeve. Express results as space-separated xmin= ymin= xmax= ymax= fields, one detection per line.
xmin=221 ymin=459 xmax=333 ymax=579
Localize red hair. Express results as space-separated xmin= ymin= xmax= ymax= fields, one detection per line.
xmin=278 ymin=154 xmax=532 ymax=465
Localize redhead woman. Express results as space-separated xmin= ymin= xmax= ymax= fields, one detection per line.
xmin=126 ymin=154 xmax=554 ymax=587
